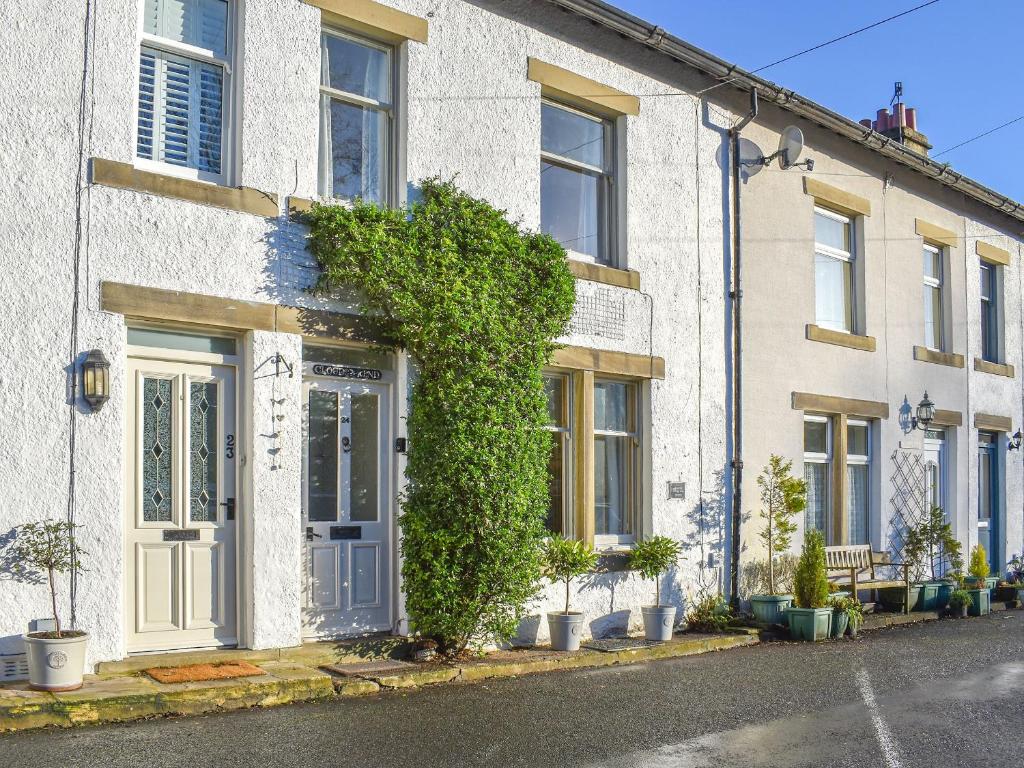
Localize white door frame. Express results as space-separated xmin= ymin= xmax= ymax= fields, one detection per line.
xmin=124 ymin=327 xmax=244 ymax=654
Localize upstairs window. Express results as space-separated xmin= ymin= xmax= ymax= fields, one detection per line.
xmin=814 ymin=207 xmax=855 ymax=333
xmin=137 ymin=0 xmax=231 ymax=181
xmin=922 ymin=244 xmax=944 ymax=351
xmin=540 ymin=101 xmax=615 ymax=265
xmin=319 ymin=30 xmax=393 ymax=205
xmin=980 ymin=261 xmax=1000 ymax=362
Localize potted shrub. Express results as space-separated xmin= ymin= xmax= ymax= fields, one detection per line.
xmin=948 ymin=589 xmax=973 ymax=618
xmin=12 ymin=521 xmax=88 ymax=691
xmin=903 ymin=507 xmax=962 ymax=611
xmin=965 ymin=544 xmax=991 ymax=616
xmin=629 ymin=535 xmax=682 ymax=641
xmin=826 ymin=595 xmax=851 ymax=639
xmin=1007 ymin=555 xmax=1024 ymax=603
xmin=844 ymin=598 xmax=865 ymax=638
xmin=684 ymin=593 xmax=732 ymax=633
xmin=540 ymin=535 xmax=598 ymax=651
xmin=788 ymin=529 xmax=832 ymax=641
xmin=750 ymin=455 xmax=805 ymax=625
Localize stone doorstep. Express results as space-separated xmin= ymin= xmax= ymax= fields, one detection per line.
xmin=2 ymin=634 xmax=756 ymax=733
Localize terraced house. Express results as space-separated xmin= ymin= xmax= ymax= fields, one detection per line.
xmin=1 ymin=0 xmax=1022 ymax=677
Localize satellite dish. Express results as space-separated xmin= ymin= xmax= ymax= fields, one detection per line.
xmin=778 ymin=126 xmax=804 ymax=170
xmin=737 ymin=137 xmax=764 ymax=177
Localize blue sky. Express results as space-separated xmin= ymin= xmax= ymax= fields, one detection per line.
xmin=612 ymin=1 xmax=1024 ymax=201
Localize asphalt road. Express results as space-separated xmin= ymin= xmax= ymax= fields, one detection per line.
xmin=5 ymin=613 xmax=1024 ymax=768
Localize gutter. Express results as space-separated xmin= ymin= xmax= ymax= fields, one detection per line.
xmin=547 ymin=0 xmax=1024 ymax=226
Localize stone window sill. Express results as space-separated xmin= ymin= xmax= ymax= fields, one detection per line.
xmin=806 ymin=324 xmax=876 ymax=352
xmin=974 ymin=358 xmax=1016 ymax=378
xmin=913 ymin=346 xmax=965 ymax=368
xmin=91 ymin=158 xmax=279 ymax=218
xmin=567 ymin=260 xmax=641 ymax=291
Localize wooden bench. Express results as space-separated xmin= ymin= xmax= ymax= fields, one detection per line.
xmin=825 ymin=545 xmax=911 ymax=614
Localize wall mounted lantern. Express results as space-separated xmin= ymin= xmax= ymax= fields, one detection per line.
xmin=910 ymin=391 xmax=935 ymax=431
xmin=1009 ymin=430 xmax=1023 ymax=452
xmin=82 ymin=349 xmax=110 ymax=411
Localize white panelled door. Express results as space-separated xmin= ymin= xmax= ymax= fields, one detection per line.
xmin=126 ymin=357 xmax=237 ymax=652
xmin=302 ymin=379 xmax=391 ymax=638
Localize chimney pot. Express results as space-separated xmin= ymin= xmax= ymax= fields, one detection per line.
xmin=906 ymin=107 xmax=917 ymax=131
xmin=860 ymin=118 xmax=872 ymax=128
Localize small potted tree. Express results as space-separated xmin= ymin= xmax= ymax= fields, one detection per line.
xmin=787 ymin=529 xmax=832 ymax=641
xmin=629 ymin=535 xmax=682 ymax=641
xmin=13 ymin=521 xmax=88 ymax=691
xmin=1006 ymin=555 xmax=1024 ymax=604
xmin=540 ymin=535 xmax=598 ymax=651
xmin=903 ymin=507 xmax=962 ymax=611
xmin=965 ymin=544 xmax=992 ymax=616
xmin=750 ymin=455 xmax=805 ymax=625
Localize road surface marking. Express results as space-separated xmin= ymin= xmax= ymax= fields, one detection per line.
xmin=856 ymin=667 xmax=903 ymax=768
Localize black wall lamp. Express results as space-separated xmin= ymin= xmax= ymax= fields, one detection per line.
xmin=1009 ymin=431 xmax=1023 ymax=451
xmin=82 ymin=349 xmax=110 ymax=411
xmin=910 ymin=391 xmax=935 ymax=431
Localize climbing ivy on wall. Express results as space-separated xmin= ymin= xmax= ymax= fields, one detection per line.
xmin=307 ymin=180 xmax=576 ymax=653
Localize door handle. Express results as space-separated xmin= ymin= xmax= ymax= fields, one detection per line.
xmin=219 ymin=498 xmax=235 ymax=521
xmin=306 ymin=527 xmax=323 ymax=541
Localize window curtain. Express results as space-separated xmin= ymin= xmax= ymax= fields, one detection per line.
xmin=846 ymin=464 xmax=868 ymax=545
xmin=804 ymin=463 xmax=828 ymax=535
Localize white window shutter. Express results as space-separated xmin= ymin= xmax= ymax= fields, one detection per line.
xmin=137 ymin=50 xmax=156 ymax=160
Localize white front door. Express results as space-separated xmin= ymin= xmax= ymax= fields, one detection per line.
xmin=302 ymin=378 xmax=392 ymax=638
xmin=125 ymin=357 xmax=238 ymax=652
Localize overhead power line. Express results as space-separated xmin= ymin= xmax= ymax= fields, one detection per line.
xmin=697 ymin=0 xmax=942 ymax=95
xmin=933 ymin=115 xmax=1024 ymax=158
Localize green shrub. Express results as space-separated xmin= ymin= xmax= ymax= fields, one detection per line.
xmin=968 ymin=544 xmax=990 ymax=582
xmin=541 ymin=536 xmax=598 ymax=615
xmin=793 ymin=529 xmax=829 ymax=609
xmin=755 ymin=455 xmax=805 ymax=595
xmin=904 ymin=507 xmax=962 ymax=582
xmin=629 ymin=536 xmax=681 ymax=606
xmin=307 ymin=180 xmax=576 ymax=654
xmin=949 ymin=589 xmax=974 ymax=610
xmin=685 ymin=594 xmax=731 ymax=633
xmin=828 ymin=595 xmax=864 ymax=631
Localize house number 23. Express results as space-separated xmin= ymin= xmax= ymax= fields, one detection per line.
xmin=226 ymin=434 xmax=235 ymax=459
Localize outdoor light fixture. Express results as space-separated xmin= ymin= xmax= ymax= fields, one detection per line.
xmin=82 ymin=349 xmax=110 ymax=411
xmin=1009 ymin=430 xmax=1023 ymax=451
xmin=911 ymin=391 xmax=935 ymax=431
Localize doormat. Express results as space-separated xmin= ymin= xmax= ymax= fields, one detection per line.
xmin=581 ymin=638 xmax=664 ymax=653
xmin=322 ymin=659 xmax=416 ymax=677
xmin=144 ymin=661 xmax=266 ymax=684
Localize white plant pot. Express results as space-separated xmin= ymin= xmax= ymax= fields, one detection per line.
xmin=641 ymin=605 xmax=676 ymax=642
xmin=547 ymin=612 xmax=585 ymax=651
xmin=24 ymin=632 xmax=89 ymax=691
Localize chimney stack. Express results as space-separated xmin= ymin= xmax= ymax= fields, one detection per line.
xmin=861 ymin=102 xmax=932 ymax=156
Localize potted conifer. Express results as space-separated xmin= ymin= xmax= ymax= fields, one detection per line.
xmin=629 ymin=535 xmax=682 ymax=641
xmin=750 ymin=455 xmax=805 ymax=625
xmin=541 ymin=535 xmax=598 ymax=651
xmin=787 ymin=529 xmax=832 ymax=641
xmin=13 ymin=520 xmax=88 ymax=691
xmin=965 ymin=544 xmax=992 ymax=616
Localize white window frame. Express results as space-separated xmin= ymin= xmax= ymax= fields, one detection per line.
xmin=813 ymin=206 xmax=856 ymax=334
xmin=980 ymin=260 xmax=1000 ymax=363
xmin=922 ymin=243 xmax=944 ymax=351
xmin=846 ymin=418 xmax=871 ymax=545
xmin=542 ymin=372 xmax=573 ymax=537
xmin=133 ymin=0 xmax=236 ymax=185
xmin=540 ymin=98 xmax=617 ymax=267
xmin=318 ymin=28 xmax=396 ymax=205
xmin=803 ymin=415 xmax=832 ymax=540
xmin=593 ymin=378 xmax=638 ymax=548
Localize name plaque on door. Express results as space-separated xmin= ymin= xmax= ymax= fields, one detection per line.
xmin=163 ymin=530 xmax=200 ymax=542
xmin=311 ymin=364 xmax=382 ymax=381
xmin=330 ymin=526 xmax=362 ymax=540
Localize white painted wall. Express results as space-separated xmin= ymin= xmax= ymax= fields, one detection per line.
xmin=0 ymin=0 xmax=732 ymax=663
